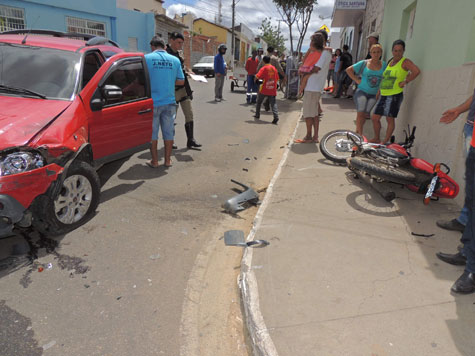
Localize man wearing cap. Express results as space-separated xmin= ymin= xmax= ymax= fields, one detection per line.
xmin=365 ymin=32 xmax=379 ymax=59
xmin=166 ymin=32 xmax=202 ymax=149
xmin=214 ymin=44 xmax=227 ymax=102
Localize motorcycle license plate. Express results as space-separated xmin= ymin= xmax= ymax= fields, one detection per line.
xmin=425 ymin=175 xmax=439 ymax=199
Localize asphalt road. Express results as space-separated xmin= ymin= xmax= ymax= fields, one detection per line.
xmin=0 ymin=77 xmax=301 ymax=356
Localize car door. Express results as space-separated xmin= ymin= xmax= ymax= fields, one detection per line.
xmin=88 ymin=56 xmax=153 ymax=160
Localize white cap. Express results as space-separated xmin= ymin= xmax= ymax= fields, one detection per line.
xmin=367 ymin=32 xmax=379 ymax=39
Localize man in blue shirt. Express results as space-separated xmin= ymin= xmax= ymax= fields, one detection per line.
xmin=145 ymin=36 xmax=184 ymax=168
xmin=214 ymin=44 xmax=227 ymax=102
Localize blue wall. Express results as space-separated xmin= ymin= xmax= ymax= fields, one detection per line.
xmin=2 ymin=0 xmax=154 ymax=52
xmin=116 ymin=8 xmax=155 ymax=53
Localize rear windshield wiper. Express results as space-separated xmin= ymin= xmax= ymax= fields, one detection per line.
xmin=0 ymin=84 xmax=47 ymax=99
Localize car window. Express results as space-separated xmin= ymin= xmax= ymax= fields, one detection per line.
xmin=0 ymin=44 xmax=79 ymax=100
xmin=82 ymin=52 xmax=103 ymax=88
xmin=199 ymin=56 xmax=214 ymax=63
xmin=102 ymin=60 xmax=147 ymax=106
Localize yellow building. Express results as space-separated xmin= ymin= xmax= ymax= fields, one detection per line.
xmin=193 ymin=18 xmax=228 ymax=44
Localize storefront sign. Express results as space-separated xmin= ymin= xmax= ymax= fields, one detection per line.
xmin=335 ymin=0 xmax=366 ymax=10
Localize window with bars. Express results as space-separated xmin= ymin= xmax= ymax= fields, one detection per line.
xmin=66 ymin=17 xmax=106 ymax=37
xmin=0 ymin=5 xmax=26 ymax=32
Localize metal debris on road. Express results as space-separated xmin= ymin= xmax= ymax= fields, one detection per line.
xmin=224 ymin=230 xmax=269 ymax=248
xmin=222 ymin=180 xmax=260 ymax=214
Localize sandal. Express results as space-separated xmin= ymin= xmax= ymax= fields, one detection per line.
xmin=294 ymin=138 xmax=313 ymax=143
xmin=146 ymin=161 xmax=160 ymax=168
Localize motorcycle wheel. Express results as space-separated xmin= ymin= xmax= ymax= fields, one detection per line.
xmin=348 ymin=156 xmax=417 ymax=185
xmin=320 ymin=130 xmax=363 ymax=164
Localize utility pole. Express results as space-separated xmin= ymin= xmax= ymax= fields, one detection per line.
xmin=218 ymin=0 xmax=223 ymax=24
xmin=231 ymin=0 xmax=235 ymax=70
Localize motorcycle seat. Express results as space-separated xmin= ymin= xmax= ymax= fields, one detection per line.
xmin=377 ymin=147 xmax=407 ymax=159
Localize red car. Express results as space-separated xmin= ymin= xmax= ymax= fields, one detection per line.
xmin=0 ymin=31 xmax=153 ymax=237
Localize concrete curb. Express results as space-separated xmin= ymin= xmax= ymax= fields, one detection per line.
xmin=239 ymin=110 xmax=301 ymax=356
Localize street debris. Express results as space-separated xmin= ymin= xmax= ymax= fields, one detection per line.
xmin=222 ymin=180 xmax=260 ymax=214
xmin=211 ymin=194 xmax=218 ymax=199
xmin=411 ymin=232 xmax=435 ymax=238
xmin=242 ymin=168 xmax=249 ymax=172
xmin=245 ymin=157 xmax=251 ymax=161
xmin=149 ymin=254 xmax=161 ymax=260
xmin=46 ymin=263 xmax=53 ymax=270
xmin=38 ymin=267 xmax=43 ymax=272
xmin=224 ymin=230 xmax=269 ymax=248
xmin=228 ymin=143 xmax=239 ymax=146
xmin=42 ymin=340 xmax=56 ymax=351
xmin=243 ymin=139 xmax=250 ymax=144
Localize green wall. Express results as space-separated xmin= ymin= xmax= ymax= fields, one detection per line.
xmin=380 ymin=0 xmax=475 ymax=70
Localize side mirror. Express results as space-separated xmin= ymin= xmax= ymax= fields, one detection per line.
xmin=102 ymin=84 xmax=122 ymax=100
xmin=90 ymin=98 xmax=105 ymax=111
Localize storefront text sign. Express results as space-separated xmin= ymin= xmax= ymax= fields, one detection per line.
xmin=335 ymin=0 xmax=366 ymax=10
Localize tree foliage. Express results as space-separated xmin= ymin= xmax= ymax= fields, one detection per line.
xmin=258 ymin=18 xmax=286 ymax=54
xmin=273 ymin=0 xmax=319 ymax=54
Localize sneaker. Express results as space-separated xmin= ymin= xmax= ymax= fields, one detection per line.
xmin=436 ymin=218 xmax=465 ymax=232
xmin=272 ymin=118 xmax=279 ymax=125
xmin=215 ymin=98 xmax=221 ymax=102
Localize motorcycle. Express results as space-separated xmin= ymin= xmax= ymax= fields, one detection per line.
xmin=320 ymin=126 xmax=459 ymax=203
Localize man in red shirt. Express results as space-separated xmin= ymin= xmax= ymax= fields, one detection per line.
xmin=254 ymin=56 xmax=279 ymax=124
xmin=245 ymin=49 xmax=259 ymax=104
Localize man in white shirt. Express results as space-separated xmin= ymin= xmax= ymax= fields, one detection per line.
xmin=295 ymin=32 xmax=331 ymax=143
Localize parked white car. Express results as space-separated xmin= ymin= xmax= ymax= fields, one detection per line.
xmin=192 ymin=56 xmax=215 ymax=77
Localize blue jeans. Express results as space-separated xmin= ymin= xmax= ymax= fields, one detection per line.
xmin=246 ymin=75 xmax=258 ymax=103
xmin=152 ymin=104 xmax=177 ymax=140
xmin=457 ymin=122 xmax=473 ymax=225
xmin=461 ymin=146 xmax=475 ymax=272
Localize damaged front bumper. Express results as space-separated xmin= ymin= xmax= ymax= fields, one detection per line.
xmin=0 ymin=164 xmax=63 ymax=237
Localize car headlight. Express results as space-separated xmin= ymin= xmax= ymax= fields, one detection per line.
xmin=0 ymin=151 xmax=44 ymax=176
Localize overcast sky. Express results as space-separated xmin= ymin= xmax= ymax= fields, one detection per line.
xmin=164 ymin=0 xmax=337 ymax=51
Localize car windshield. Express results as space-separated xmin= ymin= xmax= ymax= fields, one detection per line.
xmin=0 ymin=43 xmax=80 ymax=100
xmin=198 ymin=56 xmax=214 ymax=64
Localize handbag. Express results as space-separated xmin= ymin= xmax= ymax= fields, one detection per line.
xmin=351 ymin=60 xmax=367 ymax=91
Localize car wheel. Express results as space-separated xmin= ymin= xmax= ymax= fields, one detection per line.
xmin=33 ymin=161 xmax=100 ymax=236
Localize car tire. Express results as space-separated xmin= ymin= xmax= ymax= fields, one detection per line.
xmin=33 ymin=161 xmax=100 ymax=236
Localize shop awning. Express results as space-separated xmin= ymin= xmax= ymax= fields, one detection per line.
xmin=331 ymin=0 xmax=366 ymax=27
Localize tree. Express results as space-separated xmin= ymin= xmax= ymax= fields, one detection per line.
xmin=258 ymin=18 xmax=286 ymax=54
xmin=295 ymin=0 xmax=319 ymax=55
xmin=273 ymin=0 xmax=318 ymax=54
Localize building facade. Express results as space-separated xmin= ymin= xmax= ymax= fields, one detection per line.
xmin=1 ymin=0 xmax=154 ymax=52
xmin=379 ymin=0 xmax=475 ymax=203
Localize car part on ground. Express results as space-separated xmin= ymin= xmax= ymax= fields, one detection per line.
xmin=222 ymin=180 xmax=260 ymax=214
xmin=224 ymin=230 xmax=269 ymax=248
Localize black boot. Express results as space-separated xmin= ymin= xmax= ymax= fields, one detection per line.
xmin=185 ymin=122 xmax=202 ymax=148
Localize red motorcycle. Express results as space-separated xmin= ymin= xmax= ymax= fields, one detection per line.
xmin=320 ymin=127 xmax=459 ymax=203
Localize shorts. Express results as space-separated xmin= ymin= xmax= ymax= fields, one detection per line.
xmin=353 ymin=89 xmax=377 ymax=114
xmin=152 ymin=104 xmax=177 ymax=140
xmin=374 ymin=92 xmax=404 ymax=118
xmin=302 ymin=91 xmax=321 ymax=118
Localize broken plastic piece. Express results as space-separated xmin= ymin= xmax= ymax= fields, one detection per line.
xmin=222 ymin=180 xmax=260 ymax=214
xmin=38 ymin=266 xmax=44 ymax=272
xmin=224 ymin=230 xmax=269 ymax=248
xmin=411 ymin=232 xmax=435 ymax=238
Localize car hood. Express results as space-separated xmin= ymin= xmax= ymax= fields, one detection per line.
xmin=0 ymin=96 xmax=71 ymax=150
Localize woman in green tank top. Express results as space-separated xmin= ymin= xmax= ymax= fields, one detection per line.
xmin=370 ymin=40 xmax=420 ymax=144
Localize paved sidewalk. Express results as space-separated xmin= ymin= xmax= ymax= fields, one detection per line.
xmin=241 ymin=93 xmax=475 ymax=356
